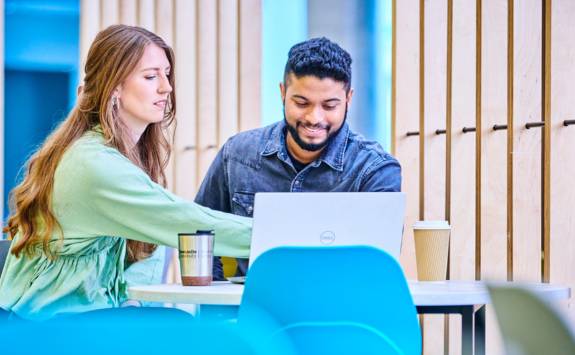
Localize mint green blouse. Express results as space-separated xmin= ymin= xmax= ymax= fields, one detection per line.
xmin=0 ymin=131 xmax=251 ymax=320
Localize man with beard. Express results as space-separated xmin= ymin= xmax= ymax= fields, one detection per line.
xmin=195 ymin=37 xmax=401 ymax=279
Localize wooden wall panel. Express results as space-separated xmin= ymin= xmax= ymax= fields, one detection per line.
xmin=156 ymin=0 xmax=174 ymax=46
xmin=119 ymin=0 xmax=137 ymax=26
xmin=238 ymin=0 xmax=261 ymax=132
xmin=480 ymin=0 xmax=508 ymax=282
xmin=138 ymin=0 xmax=155 ymax=31
xmin=197 ymin=0 xmax=218 ymax=183
xmin=218 ymin=0 xmax=240 ymax=146
xmin=155 ymin=0 xmax=175 ymax=190
xmin=423 ymin=1 xmax=447 ymax=221
xmin=448 ymin=0 xmax=476 ymax=352
xmin=481 ymin=0 xmax=508 ymax=353
xmin=80 ymin=0 xmax=261 ymax=195
xmin=395 ymin=0 xmax=575 ymax=352
xmin=80 ymin=0 xmax=101 ymax=82
xmin=450 ymin=0 xmax=476 ymax=285
xmin=100 ymin=0 xmax=119 ymax=28
xmin=512 ymin=0 xmax=542 ymax=282
xmin=173 ymin=0 xmax=197 ymax=200
xmin=550 ymin=0 xmax=575 ymax=323
xmin=394 ymin=0 xmax=419 ymax=280
xmin=422 ymin=0 xmax=448 ymax=353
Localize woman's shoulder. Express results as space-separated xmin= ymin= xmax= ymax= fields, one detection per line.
xmin=66 ymin=131 xmax=121 ymax=159
xmin=57 ymin=131 xmax=145 ymax=185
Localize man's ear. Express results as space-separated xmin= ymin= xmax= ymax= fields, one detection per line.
xmin=279 ymin=82 xmax=286 ymax=102
xmin=346 ymin=88 xmax=354 ymax=107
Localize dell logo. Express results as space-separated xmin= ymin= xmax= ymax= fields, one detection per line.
xmin=320 ymin=231 xmax=336 ymax=245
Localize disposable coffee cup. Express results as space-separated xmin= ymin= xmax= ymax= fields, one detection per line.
xmin=413 ymin=221 xmax=450 ymax=281
xmin=178 ymin=230 xmax=214 ymax=286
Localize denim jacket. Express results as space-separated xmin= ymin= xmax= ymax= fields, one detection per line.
xmin=195 ymin=120 xmax=401 ymax=279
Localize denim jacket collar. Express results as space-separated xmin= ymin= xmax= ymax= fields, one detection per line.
xmin=261 ymin=121 xmax=349 ymax=172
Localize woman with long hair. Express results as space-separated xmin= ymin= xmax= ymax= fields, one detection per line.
xmin=0 ymin=25 xmax=251 ymax=320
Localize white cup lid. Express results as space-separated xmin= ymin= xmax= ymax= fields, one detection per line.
xmin=413 ymin=220 xmax=451 ymax=230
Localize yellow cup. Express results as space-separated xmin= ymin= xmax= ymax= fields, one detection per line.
xmin=413 ymin=221 xmax=451 ymax=281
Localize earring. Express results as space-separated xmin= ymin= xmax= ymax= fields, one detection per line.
xmin=112 ymin=96 xmax=118 ymax=109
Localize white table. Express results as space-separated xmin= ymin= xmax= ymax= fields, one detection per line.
xmin=129 ymin=280 xmax=570 ymax=355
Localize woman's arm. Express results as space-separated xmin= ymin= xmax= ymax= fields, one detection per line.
xmin=53 ymin=140 xmax=251 ymax=258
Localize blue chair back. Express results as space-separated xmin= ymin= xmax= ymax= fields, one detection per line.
xmin=238 ymin=246 xmax=421 ymax=355
xmin=0 ymin=240 xmax=11 ymax=278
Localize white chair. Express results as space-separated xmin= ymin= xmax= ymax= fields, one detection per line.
xmin=488 ymin=284 xmax=575 ymax=355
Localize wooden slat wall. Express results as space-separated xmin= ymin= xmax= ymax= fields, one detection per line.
xmin=79 ymin=0 xmax=261 ymax=280
xmin=394 ymin=0 xmax=574 ymax=353
xmin=550 ymin=0 xmax=575 ymax=323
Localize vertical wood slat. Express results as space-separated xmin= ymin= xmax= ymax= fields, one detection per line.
xmin=475 ymin=0 xmax=482 ymax=282
xmin=218 ymin=0 xmax=239 ymax=146
xmin=418 ymin=0 xmax=426 ymax=350
xmin=445 ymin=0 xmax=453 ymax=352
xmin=448 ymin=0 xmax=477 ymax=352
xmin=541 ymin=0 xmax=551 ymax=283
xmin=119 ymin=0 xmax=138 ymax=26
xmin=482 ymin=1 xmax=509 ymax=352
xmin=445 ymin=0 xmax=452 ymax=225
xmin=238 ymin=0 xmax=261 ymax=132
xmin=550 ymin=0 xmax=575 ymax=323
xmin=513 ymin=0 xmax=542 ymax=282
xmin=154 ymin=0 xmax=175 ymax=189
xmin=394 ymin=0 xmax=420 ymax=279
xmin=481 ymin=0 xmax=509 ymax=281
xmin=196 ymin=0 xmax=218 ymax=184
xmin=448 ymin=0 xmax=480 ymax=290
xmin=418 ymin=0 xmax=425 ymax=220
xmin=156 ymin=0 xmax=174 ymax=46
xmin=173 ymin=0 xmax=197 ymax=200
xmin=506 ymin=0 xmax=514 ymax=281
xmin=167 ymin=0 xmax=198 ymax=285
xmin=101 ymin=0 xmax=120 ymax=28
xmin=138 ymin=0 xmax=155 ymax=31
xmin=423 ymin=0 xmax=448 ymax=353
xmin=80 ymin=0 xmax=101 ymax=81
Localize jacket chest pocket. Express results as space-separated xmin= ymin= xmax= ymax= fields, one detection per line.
xmin=231 ymin=192 xmax=255 ymax=217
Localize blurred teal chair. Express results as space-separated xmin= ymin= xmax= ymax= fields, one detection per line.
xmin=238 ymin=246 xmax=421 ymax=355
xmin=488 ymin=284 xmax=575 ymax=355
xmin=3 ymin=307 xmax=296 ymax=355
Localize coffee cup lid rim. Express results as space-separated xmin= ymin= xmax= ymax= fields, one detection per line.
xmin=413 ymin=220 xmax=451 ymax=230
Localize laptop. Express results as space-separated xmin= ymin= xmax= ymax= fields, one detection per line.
xmin=228 ymin=192 xmax=406 ymax=284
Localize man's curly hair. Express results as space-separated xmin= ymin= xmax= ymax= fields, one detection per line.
xmin=284 ymin=37 xmax=352 ymax=92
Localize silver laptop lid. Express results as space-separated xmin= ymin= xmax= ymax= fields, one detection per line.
xmin=248 ymin=192 xmax=406 ymax=268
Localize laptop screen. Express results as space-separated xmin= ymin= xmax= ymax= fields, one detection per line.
xmin=248 ymin=192 xmax=406 ymax=269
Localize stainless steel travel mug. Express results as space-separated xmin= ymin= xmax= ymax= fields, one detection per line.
xmin=178 ymin=230 xmax=214 ymax=286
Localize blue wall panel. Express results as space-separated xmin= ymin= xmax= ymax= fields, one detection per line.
xmin=4 ymin=0 xmax=79 ymax=219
